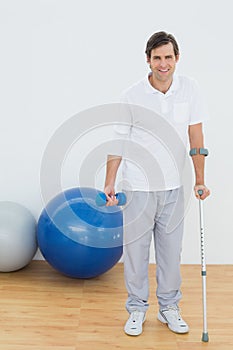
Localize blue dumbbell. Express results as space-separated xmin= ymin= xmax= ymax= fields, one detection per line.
xmin=96 ymin=192 xmax=127 ymax=206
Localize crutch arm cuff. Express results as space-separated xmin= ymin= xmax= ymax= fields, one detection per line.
xmin=189 ymin=148 xmax=209 ymax=157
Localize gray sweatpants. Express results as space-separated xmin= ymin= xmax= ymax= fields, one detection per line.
xmin=123 ymin=188 xmax=184 ymax=313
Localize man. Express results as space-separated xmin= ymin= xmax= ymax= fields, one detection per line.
xmin=104 ymin=31 xmax=210 ymax=336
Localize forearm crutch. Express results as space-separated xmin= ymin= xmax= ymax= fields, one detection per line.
xmin=198 ymin=189 xmax=209 ymax=342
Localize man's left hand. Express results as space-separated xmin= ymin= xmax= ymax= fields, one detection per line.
xmin=194 ymin=185 xmax=210 ymax=200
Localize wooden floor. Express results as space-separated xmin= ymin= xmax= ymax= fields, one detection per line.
xmin=0 ymin=261 xmax=232 ymax=350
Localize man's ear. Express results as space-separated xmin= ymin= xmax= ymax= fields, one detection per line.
xmin=175 ymin=54 xmax=180 ymax=63
xmin=146 ymin=55 xmax=151 ymax=63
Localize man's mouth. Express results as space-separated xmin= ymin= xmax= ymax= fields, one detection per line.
xmin=159 ymin=69 xmax=169 ymax=73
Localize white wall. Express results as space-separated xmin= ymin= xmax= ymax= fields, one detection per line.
xmin=0 ymin=0 xmax=232 ymax=263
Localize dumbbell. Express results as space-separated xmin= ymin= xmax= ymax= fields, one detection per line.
xmin=95 ymin=192 xmax=127 ymax=206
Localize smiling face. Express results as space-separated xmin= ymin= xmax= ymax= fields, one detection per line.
xmin=147 ymin=42 xmax=179 ymax=92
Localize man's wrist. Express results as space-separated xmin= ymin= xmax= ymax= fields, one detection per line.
xmin=195 ymin=182 xmax=205 ymax=187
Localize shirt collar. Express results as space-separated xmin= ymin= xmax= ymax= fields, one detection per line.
xmin=143 ymin=72 xmax=180 ymax=96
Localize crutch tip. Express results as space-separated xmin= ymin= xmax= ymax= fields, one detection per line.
xmin=202 ymin=332 xmax=209 ymax=342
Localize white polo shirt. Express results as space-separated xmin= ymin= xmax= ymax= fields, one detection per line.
xmin=114 ymin=73 xmax=208 ymax=191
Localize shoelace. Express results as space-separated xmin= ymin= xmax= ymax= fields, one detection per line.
xmin=131 ymin=311 xmax=143 ymax=323
xmin=163 ymin=306 xmax=182 ymax=321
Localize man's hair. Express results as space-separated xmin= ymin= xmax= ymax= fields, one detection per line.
xmin=145 ymin=31 xmax=179 ymax=58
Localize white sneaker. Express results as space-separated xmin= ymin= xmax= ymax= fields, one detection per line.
xmin=124 ymin=310 xmax=146 ymax=336
xmin=158 ymin=305 xmax=189 ymax=334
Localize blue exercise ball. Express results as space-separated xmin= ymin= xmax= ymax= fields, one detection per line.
xmin=37 ymin=187 xmax=123 ymax=278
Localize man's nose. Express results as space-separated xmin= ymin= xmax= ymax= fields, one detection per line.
xmin=160 ymin=59 xmax=167 ymax=67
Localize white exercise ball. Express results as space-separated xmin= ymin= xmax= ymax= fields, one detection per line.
xmin=0 ymin=201 xmax=37 ymax=272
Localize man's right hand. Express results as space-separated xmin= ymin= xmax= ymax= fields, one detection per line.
xmin=104 ymin=185 xmax=119 ymax=206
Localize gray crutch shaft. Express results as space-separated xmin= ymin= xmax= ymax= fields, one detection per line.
xmin=198 ymin=190 xmax=209 ymax=342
